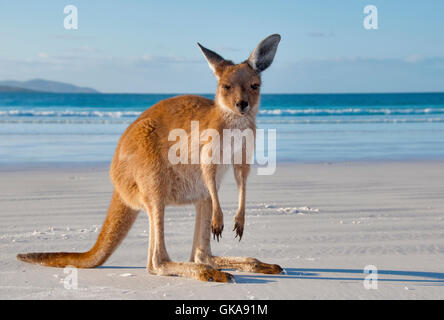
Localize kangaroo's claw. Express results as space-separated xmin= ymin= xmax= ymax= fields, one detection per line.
xmin=233 ymin=222 xmax=244 ymax=241
xmin=233 ymin=214 xmax=245 ymax=241
xmin=212 ymin=224 xmax=223 ymax=242
xmin=211 ymin=209 xmax=224 ymax=242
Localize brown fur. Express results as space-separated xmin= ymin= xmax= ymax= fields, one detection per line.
xmin=17 ymin=35 xmax=282 ymax=282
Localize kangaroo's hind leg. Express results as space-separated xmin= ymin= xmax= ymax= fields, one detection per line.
xmin=190 ymin=198 xmax=283 ymax=274
xmin=144 ymin=198 xmax=233 ymax=282
xmin=190 ymin=198 xmax=216 ymax=267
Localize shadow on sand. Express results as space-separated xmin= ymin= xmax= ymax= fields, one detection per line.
xmin=234 ymin=268 xmax=444 ymax=285
xmin=96 ymin=266 xmax=444 ymax=286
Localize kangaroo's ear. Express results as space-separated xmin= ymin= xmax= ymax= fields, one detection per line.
xmin=248 ymin=34 xmax=281 ymax=73
xmin=197 ymin=43 xmax=227 ymax=79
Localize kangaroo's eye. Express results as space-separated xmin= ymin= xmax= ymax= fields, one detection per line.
xmin=251 ymin=84 xmax=259 ymax=90
xmin=222 ymin=84 xmax=231 ymax=90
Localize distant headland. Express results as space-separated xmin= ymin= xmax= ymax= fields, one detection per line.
xmin=0 ymin=79 xmax=99 ymax=93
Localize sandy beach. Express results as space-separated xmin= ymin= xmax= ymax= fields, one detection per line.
xmin=0 ymin=161 xmax=443 ymax=299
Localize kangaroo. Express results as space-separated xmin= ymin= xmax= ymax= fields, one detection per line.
xmin=17 ymin=34 xmax=282 ymax=282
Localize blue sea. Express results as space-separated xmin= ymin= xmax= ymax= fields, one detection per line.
xmin=0 ymin=92 xmax=444 ymax=164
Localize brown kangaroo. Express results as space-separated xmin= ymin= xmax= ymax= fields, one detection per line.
xmin=17 ymin=34 xmax=283 ymax=282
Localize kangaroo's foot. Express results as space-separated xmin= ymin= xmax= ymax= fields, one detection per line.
xmin=211 ymin=208 xmax=224 ymax=241
xmin=147 ymin=261 xmax=234 ymax=283
xmin=212 ymin=256 xmax=283 ymax=274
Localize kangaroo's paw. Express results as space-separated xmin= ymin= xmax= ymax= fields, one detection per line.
xmin=147 ymin=261 xmax=234 ymax=283
xmin=198 ymin=266 xmax=234 ymax=283
xmin=233 ymin=212 xmax=245 ymax=241
xmin=212 ymin=256 xmax=284 ymax=274
xmin=211 ymin=209 xmax=224 ymax=242
xmin=250 ymin=262 xmax=283 ymax=274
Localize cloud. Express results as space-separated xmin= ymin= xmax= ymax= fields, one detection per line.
xmin=404 ymin=54 xmax=433 ymax=64
xmin=215 ymin=46 xmax=241 ymax=52
xmin=74 ymin=45 xmax=102 ymax=54
xmin=307 ymin=31 xmax=335 ymax=38
xmin=266 ymin=54 xmax=444 ymax=93
xmin=1 ymin=51 xmax=443 ymax=93
xmin=37 ymin=52 xmax=49 ymax=59
xmin=52 ymin=34 xmax=96 ymax=41
xmin=294 ymin=55 xmax=444 ymax=66
xmin=135 ymin=55 xmax=201 ymax=68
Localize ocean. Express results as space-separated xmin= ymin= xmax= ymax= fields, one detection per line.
xmin=0 ymin=92 xmax=443 ymax=164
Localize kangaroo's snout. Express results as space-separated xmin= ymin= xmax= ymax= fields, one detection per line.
xmin=236 ymin=100 xmax=249 ymax=113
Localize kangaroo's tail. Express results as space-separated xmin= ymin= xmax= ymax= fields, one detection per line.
xmin=17 ymin=191 xmax=139 ymax=268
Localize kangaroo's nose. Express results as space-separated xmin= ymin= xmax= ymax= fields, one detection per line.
xmin=236 ymin=100 xmax=249 ymax=112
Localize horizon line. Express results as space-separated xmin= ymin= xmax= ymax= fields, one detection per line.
xmin=32 ymin=91 xmax=444 ymax=95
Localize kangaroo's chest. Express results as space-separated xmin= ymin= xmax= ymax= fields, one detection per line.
xmin=167 ymin=164 xmax=230 ymax=204
xmin=165 ymin=115 xmax=254 ymax=205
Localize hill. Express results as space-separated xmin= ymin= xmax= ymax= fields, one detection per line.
xmin=0 ymin=85 xmax=37 ymax=92
xmin=0 ymin=79 xmax=99 ymax=93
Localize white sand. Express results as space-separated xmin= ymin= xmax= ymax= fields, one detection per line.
xmin=1 ymin=162 xmax=443 ymax=299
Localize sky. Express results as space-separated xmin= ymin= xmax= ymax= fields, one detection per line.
xmin=1 ymin=0 xmax=443 ymax=93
